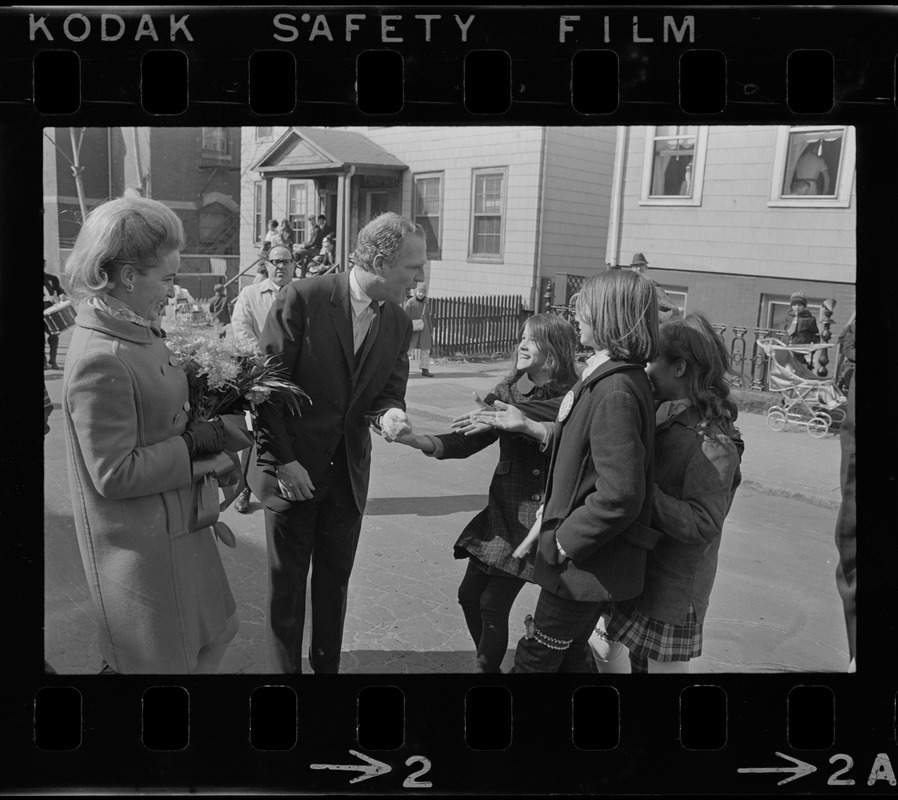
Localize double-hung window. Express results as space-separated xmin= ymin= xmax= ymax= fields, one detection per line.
xmin=252 ymin=182 xmax=263 ymax=243
xmin=470 ymin=168 xmax=507 ymax=260
xmin=414 ymin=173 xmax=443 ymax=260
xmin=639 ymin=126 xmax=708 ymax=206
xmin=287 ymin=181 xmax=308 ymax=241
xmin=201 ymin=126 xmax=228 ymax=154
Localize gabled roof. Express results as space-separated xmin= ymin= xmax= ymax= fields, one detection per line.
xmin=252 ymin=127 xmax=407 ymax=174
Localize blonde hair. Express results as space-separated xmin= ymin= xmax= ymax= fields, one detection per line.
xmin=575 ymin=269 xmax=659 ymax=362
xmin=66 ymin=197 xmax=185 ymax=300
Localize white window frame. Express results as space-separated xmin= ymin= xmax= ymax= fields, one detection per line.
xmin=767 ymin=125 xmax=855 ymax=209
xmin=253 ymin=182 xmax=264 ymax=243
xmin=639 ymin=126 xmax=709 ymax=207
xmin=255 ymin=126 xmax=274 ymax=142
xmin=469 ymin=167 xmax=508 ymax=262
xmin=413 ymin=172 xmax=444 ymax=261
xmin=287 ymin=181 xmax=308 ymax=241
xmin=658 ymin=286 xmax=687 ymax=315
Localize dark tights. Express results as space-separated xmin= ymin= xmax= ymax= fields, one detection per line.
xmin=457 ymin=560 xmax=526 ymax=673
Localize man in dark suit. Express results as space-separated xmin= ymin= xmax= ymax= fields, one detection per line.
xmin=250 ymin=212 xmax=427 ymax=673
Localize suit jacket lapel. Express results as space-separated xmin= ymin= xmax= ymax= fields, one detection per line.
xmin=329 ymin=272 xmax=355 ymax=373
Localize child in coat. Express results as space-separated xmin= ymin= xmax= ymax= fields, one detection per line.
xmin=393 ymin=314 xmax=579 ymax=672
xmin=503 ymin=269 xmax=661 ymax=673
xmin=594 ymin=312 xmax=744 ymax=673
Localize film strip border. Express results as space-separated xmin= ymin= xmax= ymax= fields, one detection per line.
xmin=3 ymin=3 xmax=898 ymax=794
xmin=13 ymin=677 xmax=898 ymax=792
xmin=0 ymin=6 xmax=896 ymax=121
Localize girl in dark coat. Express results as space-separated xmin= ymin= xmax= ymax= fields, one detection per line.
xmin=598 ymin=313 xmax=744 ymax=673
xmin=506 ymin=270 xmax=661 ymax=673
xmin=394 ymin=313 xmax=579 ymax=672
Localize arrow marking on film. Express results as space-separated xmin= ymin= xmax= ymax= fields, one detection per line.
xmin=737 ymin=752 xmax=817 ymax=785
xmin=311 ymin=750 xmax=393 ymax=784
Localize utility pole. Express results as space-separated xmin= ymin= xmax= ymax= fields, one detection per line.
xmin=68 ymin=127 xmax=88 ymax=222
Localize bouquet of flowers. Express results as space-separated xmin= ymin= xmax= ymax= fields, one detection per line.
xmin=164 ymin=328 xmax=310 ymax=423
xmin=164 ymin=328 xmax=311 ymax=542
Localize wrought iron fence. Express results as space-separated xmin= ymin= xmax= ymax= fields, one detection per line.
xmin=429 ymin=295 xmax=524 ymax=358
xmin=541 ymin=271 xmax=825 ymax=392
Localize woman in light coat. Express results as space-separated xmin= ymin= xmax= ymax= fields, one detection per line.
xmin=62 ymin=197 xmax=239 ymax=674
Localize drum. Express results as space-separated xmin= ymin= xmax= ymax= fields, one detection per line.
xmin=43 ymin=300 xmax=76 ymax=336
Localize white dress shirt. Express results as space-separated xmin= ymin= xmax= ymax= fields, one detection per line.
xmin=348 ymin=268 xmax=383 ymax=353
xmin=231 ymin=278 xmax=282 ymax=347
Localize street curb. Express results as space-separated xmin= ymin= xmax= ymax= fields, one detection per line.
xmin=738 ymin=480 xmax=841 ymax=512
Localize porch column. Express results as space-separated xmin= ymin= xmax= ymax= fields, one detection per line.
xmin=337 ymin=168 xmax=354 ymax=269
xmin=264 ymin=177 xmax=273 ymax=231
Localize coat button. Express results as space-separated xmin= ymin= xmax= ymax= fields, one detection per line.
xmin=183 ymin=401 xmax=190 ymax=412
xmin=531 ymin=493 xmax=541 ymax=501
xmin=532 ymin=469 xmax=540 ymax=476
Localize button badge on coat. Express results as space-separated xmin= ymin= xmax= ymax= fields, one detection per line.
xmin=557 ymin=390 xmax=574 ymax=423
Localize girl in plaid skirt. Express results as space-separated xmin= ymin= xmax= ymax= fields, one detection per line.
xmin=393 ymin=314 xmax=579 ymax=672
xmin=597 ymin=313 xmax=744 ymax=674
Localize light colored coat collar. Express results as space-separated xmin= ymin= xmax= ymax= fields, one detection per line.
xmin=77 ymin=299 xmax=160 ymax=344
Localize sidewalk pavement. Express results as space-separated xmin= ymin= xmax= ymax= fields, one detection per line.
xmin=403 ymin=358 xmax=844 ymax=511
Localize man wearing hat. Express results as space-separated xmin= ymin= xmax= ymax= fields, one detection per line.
xmin=784 ymin=291 xmax=821 ymax=366
xmin=629 ymin=252 xmax=649 ymax=271
xmin=618 ymin=254 xmax=682 ymax=323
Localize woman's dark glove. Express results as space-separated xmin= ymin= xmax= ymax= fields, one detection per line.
xmin=181 ymin=418 xmax=226 ymax=458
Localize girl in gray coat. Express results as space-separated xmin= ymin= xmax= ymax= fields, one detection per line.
xmin=598 ymin=313 xmax=744 ymax=673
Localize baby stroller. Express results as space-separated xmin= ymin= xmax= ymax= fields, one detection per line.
xmin=757 ymin=338 xmax=847 ymax=438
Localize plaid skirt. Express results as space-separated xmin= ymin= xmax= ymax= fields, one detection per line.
xmin=605 ymin=600 xmax=702 ymax=667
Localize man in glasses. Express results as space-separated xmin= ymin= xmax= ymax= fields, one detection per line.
xmin=230 ymin=245 xmax=297 ymax=512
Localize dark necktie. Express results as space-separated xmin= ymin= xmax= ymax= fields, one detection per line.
xmin=354 ymin=300 xmax=380 ymax=370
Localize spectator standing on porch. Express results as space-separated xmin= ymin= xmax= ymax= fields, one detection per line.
xmin=294 ymin=214 xmax=332 ymax=278
xmin=262 ymin=219 xmax=281 ymax=253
